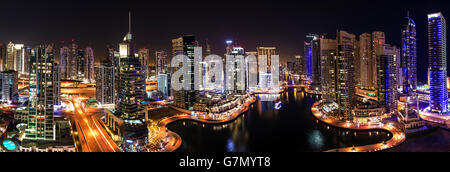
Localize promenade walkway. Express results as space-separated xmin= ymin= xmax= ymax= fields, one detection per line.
xmin=155 ymin=96 xmax=257 ymax=152
xmin=311 ymin=101 xmax=406 ymax=152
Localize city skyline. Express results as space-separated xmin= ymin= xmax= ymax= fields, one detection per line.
xmin=0 ymin=0 xmax=449 ymax=83
xmin=1 ymin=0 xmax=450 ymax=154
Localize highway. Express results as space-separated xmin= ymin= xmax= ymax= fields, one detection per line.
xmin=70 ymin=99 xmax=121 ymax=152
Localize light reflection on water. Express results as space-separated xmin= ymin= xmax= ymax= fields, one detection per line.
xmin=168 ymin=87 xmax=391 ymax=152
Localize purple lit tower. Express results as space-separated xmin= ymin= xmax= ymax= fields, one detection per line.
xmin=428 ymin=12 xmax=447 ymax=114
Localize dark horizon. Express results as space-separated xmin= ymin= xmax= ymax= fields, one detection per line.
xmin=0 ymin=0 xmax=449 ymax=83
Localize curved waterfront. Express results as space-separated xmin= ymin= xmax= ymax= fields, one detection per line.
xmin=167 ymin=88 xmax=391 ymax=152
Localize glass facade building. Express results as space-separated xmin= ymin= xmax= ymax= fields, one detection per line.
xmin=428 ymin=12 xmax=448 ymax=114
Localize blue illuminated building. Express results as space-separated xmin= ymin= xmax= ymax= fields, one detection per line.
xmin=428 ymin=12 xmax=448 ymax=114
xmin=377 ymin=45 xmax=399 ymax=113
xmin=304 ymin=40 xmax=312 ymax=80
xmin=402 ymin=12 xmax=417 ymax=99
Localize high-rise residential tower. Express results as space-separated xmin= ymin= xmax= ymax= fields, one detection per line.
xmin=320 ymin=38 xmax=337 ymax=103
xmin=85 ymin=47 xmax=95 ymax=82
xmin=306 ymin=34 xmax=321 ymax=91
xmin=138 ymin=48 xmax=150 ymax=80
xmin=336 ymin=30 xmax=356 ymax=118
xmin=26 ymin=45 xmax=56 ymax=141
xmin=5 ymin=42 xmax=15 ymax=71
xmin=257 ymin=47 xmax=276 ymax=71
xmin=172 ymin=35 xmax=197 ymax=110
xmin=401 ymin=12 xmax=418 ymax=109
xmin=155 ymin=50 xmax=168 ymax=75
xmin=0 ymin=70 xmax=18 ymax=104
xmin=359 ymin=33 xmax=374 ymax=89
xmin=96 ymin=62 xmax=115 ymax=105
xmin=428 ymin=12 xmax=447 ymax=114
xmin=372 ymin=31 xmax=386 ymax=87
xmin=377 ymin=44 xmax=400 ymax=113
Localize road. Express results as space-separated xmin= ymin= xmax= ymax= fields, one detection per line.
xmin=71 ymin=99 xmax=121 ymax=152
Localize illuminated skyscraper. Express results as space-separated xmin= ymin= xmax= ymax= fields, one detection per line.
xmin=69 ymin=43 xmax=78 ymax=80
xmin=13 ymin=44 xmax=26 ymax=75
xmin=85 ymin=47 xmax=95 ymax=82
xmin=336 ymin=30 xmax=356 ymax=118
xmin=320 ymin=38 xmax=337 ymax=103
xmin=428 ymin=12 xmax=447 ymax=114
xmin=304 ymin=42 xmax=312 ymax=79
xmin=372 ymin=31 xmax=386 ymax=87
xmin=401 ymin=12 xmax=418 ymax=107
xmin=0 ymin=70 xmax=18 ymax=104
xmin=225 ymin=40 xmax=233 ymax=57
xmin=306 ymin=34 xmax=321 ymax=91
xmin=60 ymin=46 xmax=70 ymax=79
xmin=257 ymin=47 xmax=276 ymax=71
xmin=0 ymin=43 xmax=5 ymax=71
xmin=138 ymin=48 xmax=150 ymax=80
xmin=26 ymin=45 xmax=56 ymax=141
xmin=172 ymin=35 xmax=197 ymax=110
xmin=377 ymin=44 xmax=400 ymax=113
xmin=226 ymin=44 xmax=246 ymax=93
xmin=5 ymin=42 xmax=14 ymax=71
xmin=76 ymin=49 xmax=86 ymax=80
xmin=359 ymin=33 xmax=373 ymax=89
xmin=60 ymin=42 xmax=79 ymax=80
xmin=155 ymin=50 xmax=168 ymax=75
xmin=117 ymin=12 xmax=146 ymax=121
xmin=157 ymin=73 xmax=170 ymax=97
xmin=53 ymin=63 xmax=61 ymax=105
xmin=96 ymin=62 xmax=115 ymax=105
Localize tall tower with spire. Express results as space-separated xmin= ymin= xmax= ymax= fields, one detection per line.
xmin=401 ymin=11 xmax=418 ymax=121
xmin=117 ymin=11 xmax=146 ymax=122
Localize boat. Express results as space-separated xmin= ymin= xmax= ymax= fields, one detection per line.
xmin=274 ymin=101 xmax=282 ymax=110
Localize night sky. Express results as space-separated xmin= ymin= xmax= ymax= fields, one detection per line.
xmin=0 ymin=0 xmax=449 ymax=83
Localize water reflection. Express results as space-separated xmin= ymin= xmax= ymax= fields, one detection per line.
xmin=168 ymin=88 xmax=391 ymax=152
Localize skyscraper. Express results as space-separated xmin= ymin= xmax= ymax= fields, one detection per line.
xmin=76 ymin=49 xmax=86 ymax=80
xmin=155 ymin=50 xmax=168 ymax=75
xmin=0 ymin=43 xmax=6 ymax=71
xmin=172 ymin=35 xmax=197 ymax=110
xmin=157 ymin=73 xmax=170 ymax=97
xmin=428 ymin=12 xmax=447 ymax=114
xmin=13 ymin=44 xmax=26 ymax=74
xmin=96 ymin=62 xmax=115 ymax=105
xmin=377 ymin=44 xmax=400 ymax=113
xmin=372 ymin=31 xmax=386 ymax=87
xmin=306 ymin=34 xmax=321 ymax=91
xmin=85 ymin=47 xmax=95 ymax=82
xmin=117 ymin=12 xmax=146 ymax=120
xmin=138 ymin=48 xmax=150 ymax=80
xmin=60 ymin=46 xmax=70 ymax=79
xmin=0 ymin=70 xmax=18 ymax=104
xmin=225 ymin=44 xmax=246 ymax=93
xmin=69 ymin=42 xmax=78 ymax=80
xmin=359 ymin=33 xmax=374 ymax=89
xmin=320 ymin=38 xmax=337 ymax=103
xmin=304 ymin=41 xmax=312 ymax=80
xmin=5 ymin=42 xmax=14 ymax=71
xmin=336 ymin=30 xmax=356 ymax=118
xmin=26 ymin=45 xmax=56 ymax=141
xmin=257 ymin=47 xmax=276 ymax=71
xmin=401 ymin=12 xmax=418 ymax=107
xmin=60 ymin=42 xmax=79 ymax=80
xmin=53 ymin=62 xmax=61 ymax=105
